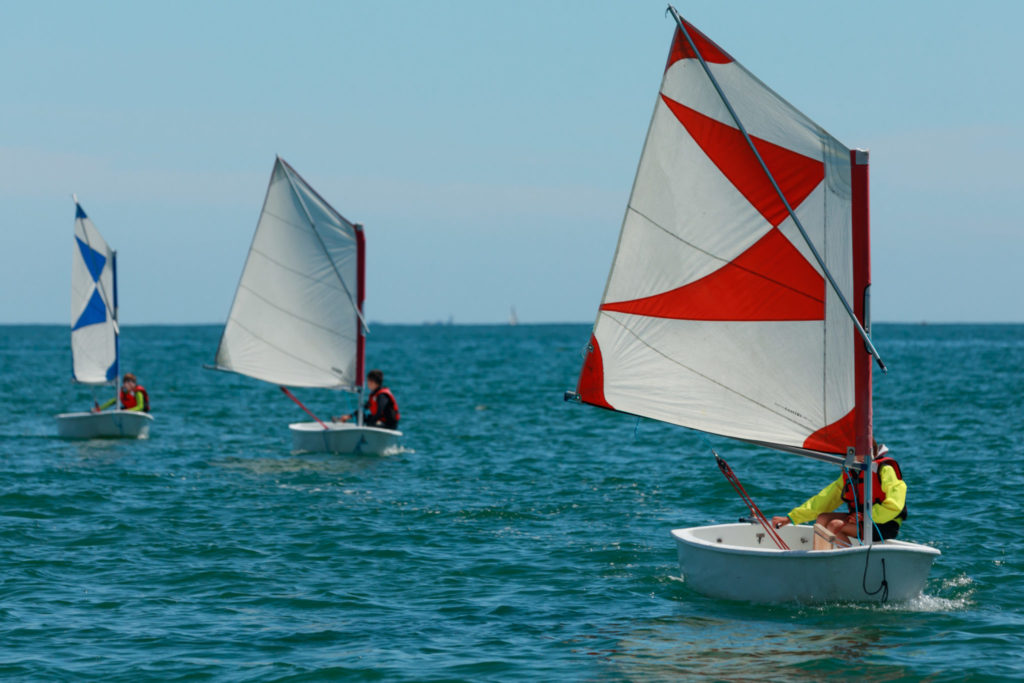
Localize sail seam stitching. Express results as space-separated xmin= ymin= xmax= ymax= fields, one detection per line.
xmin=235 ymin=283 xmax=357 ymax=342
xmin=248 ymin=246 xmax=348 ymax=291
xmin=225 ymin=316 xmax=348 ymax=382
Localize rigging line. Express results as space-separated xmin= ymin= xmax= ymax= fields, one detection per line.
xmin=277 ymin=157 xmax=360 ymax=229
xmin=602 ymin=311 xmax=817 ymax=435
xmin=666 ymin=5 xmax=885 ymax=373
xmin=221 ymin=316 xmax=351 ymax=383
xmin=862 ymin=548 xmax=889 ymax=601
xmin=844 ymin=465 xmax=864 ymax=545
xmin=280 ymin=166 xmax=369 ymax=335
xmin=853 ymin=470 xmax=890 ymax=602
xmin=624 ymin=206 xmax=824 ymax=305
xmin=233 ymin=282 xmax=358 ymax=342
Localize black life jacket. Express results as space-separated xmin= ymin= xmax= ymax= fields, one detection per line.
xmin=841 ymin=456 xmax=907 ymax=520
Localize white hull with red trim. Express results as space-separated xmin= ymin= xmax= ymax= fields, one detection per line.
xmin=671 ymin=523 xmax=940 ymax=603
xmin=55 ymin=410 xmax=154 ymax=440
xmin=289 ymin=421 xmax=402 ymax=455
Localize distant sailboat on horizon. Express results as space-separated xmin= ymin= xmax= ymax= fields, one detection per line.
xmin=209 ymin=157 xmax=402 ymax=455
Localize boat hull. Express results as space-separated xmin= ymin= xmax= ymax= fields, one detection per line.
xmin=671 ymin=523 xmax=940 ymax=603
xmin=55 ymin=410 xmax=154 ymax=440
xmin=289 ymin=421 xmax=402 ymax=455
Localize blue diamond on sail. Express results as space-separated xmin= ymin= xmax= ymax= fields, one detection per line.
xmin=76 ymin=235 xmax=107 ymax=283
xmin=72 ymin=289 xmax=108 ymax=330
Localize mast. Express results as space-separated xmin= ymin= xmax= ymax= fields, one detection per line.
xmin=355 ymin=223 xmax=366 ymax=427
xmin=113 ymin=250 xmax=121 ymax=408
xmin=851 ymin=149 xmax=874 ymax=545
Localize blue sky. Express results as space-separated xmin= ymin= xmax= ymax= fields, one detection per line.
xmin=2 ymin=1 xmax=1021 ymax=324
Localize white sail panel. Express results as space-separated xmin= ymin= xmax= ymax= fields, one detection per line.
xmin=577 ymin=19 xmax=859 ymax=455
xmin=70 ymin=201 xmax=118 ymax=385
xmin=214 ymin=158 xmax=361 ymax=388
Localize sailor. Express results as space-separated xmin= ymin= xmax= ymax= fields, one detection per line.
xmin=94 ymin=373 xmax=150 ymax=413
xmin=335 ymin=369 xmax=400 ymax=429
xmin=770 ymin=441 xmax=907 ymax=549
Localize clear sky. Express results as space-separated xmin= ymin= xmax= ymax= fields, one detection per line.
xmin=2 ymin=1 xmax=1021 ymax=325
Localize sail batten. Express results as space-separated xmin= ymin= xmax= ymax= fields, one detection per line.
xmin=214 ymin=158 xmax=363 ymax=389
xmin=576 ymin=12 xmax=874 ymax=457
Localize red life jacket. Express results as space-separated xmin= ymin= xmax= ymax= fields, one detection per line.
xmin=841 ymin=456 xmax=907 ymax=519
xmin=367 ymin=387 xmax=399 ymax=426
xmin=121 ymin=385 xmax=150 ymax=412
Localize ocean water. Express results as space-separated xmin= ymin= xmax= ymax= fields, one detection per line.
xmin=1 ymin=322 xmax=1022 ymax=681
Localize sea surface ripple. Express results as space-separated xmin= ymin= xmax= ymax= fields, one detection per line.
xmin=0 ymin=323 xmax=1022 ymax=680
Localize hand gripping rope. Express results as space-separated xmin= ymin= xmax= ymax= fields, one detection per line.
xmin=714 ymin=451 xmax=789 ymax=550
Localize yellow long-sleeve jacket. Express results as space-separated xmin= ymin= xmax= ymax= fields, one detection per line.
xmin=787 ymin=464 xmax=906 ymax=526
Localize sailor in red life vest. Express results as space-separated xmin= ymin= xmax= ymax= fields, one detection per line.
xmin=334 ymin=369 xmax=400 ymax=430
xmin=771 ymin=441 xmax=907 ymax=550
xmin=94 ymin=373 xmax=150 ymax=413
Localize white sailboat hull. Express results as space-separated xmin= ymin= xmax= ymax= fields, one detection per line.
xmin=671 ymin=523 xmax=940 ymax=603
xmin=55 ymin=410 xmax=154 ymax=440
xmin=289 ymin=421 xmax=402 ymax=455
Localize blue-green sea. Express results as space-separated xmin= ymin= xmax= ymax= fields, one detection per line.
xmin=1 ymin=323 xmax=1022 ymax=680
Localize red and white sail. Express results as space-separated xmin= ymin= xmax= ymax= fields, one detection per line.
xmin=575 ymin=18 xmax=872 ymax=458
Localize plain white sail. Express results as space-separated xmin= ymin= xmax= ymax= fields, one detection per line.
xmin=213 ymin=157 xmax=364 ymax=389
xmin=71 ymin=198 xmax=118 ymax=385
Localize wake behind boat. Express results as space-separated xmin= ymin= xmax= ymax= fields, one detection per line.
xmin=55 ymin=198 xmax=153 ymax=440
xmin=209 ymin=157 xmax=401 ymax=455
xmin=566 ymin=7 xmax=938 ymax=603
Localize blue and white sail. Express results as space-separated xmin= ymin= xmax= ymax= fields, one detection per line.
xmin=70 ymin=197 xmax=119 ymax=384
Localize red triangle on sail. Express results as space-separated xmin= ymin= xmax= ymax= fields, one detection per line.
xmin=803 ymin=408 xmax=855 ymax=454
xmin=661 ymin=96 xmax=824 ymax=228
xmin=601 ymin=227 xmax=823 ymax=321
xmin=577 ymin=334 xmax=613 ymax=410
xmin=665 ymin=22 xmax=733 ymax=71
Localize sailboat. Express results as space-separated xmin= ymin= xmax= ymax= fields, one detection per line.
xmin=566 ymin=8 xmax=938 ymax=603
xmin=210 ymin=157 xmax=402 ymax=455
xmin=55 ymin=197 xmax=154 ymax=439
